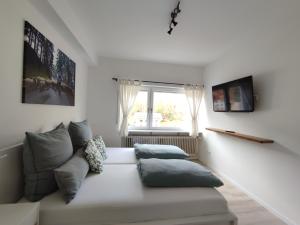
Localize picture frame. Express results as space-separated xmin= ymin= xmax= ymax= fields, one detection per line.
xmin=22 ymin=21 xmax=76 ymax=106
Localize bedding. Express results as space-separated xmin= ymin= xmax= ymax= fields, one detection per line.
xmin=137 ymin=158 xmax=223 ymax=187
xmin=23 ymin=123 xmax=73 ymax=201
xmin=54 ymin=149 xmax=89 ymax=203
xmin=134 ymin=143 xmax=189 ymax=159
xmin=92 ymin=135 xmax=107 ymax=160
xmin=104 ymin=147 xmax=136 ymax=164
xmin=21 ymin=164 xmax=233 ymax=225
xmin=68 ymin=120 xmax=93 ymax=151
xmin=84 ymin=139 xmax=105 ymax=173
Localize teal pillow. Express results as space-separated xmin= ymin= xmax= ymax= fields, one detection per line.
xmin=54 ymin=149 xmax=89 ymax=203
xmin=134 ymin=144 xmax=189 ymax=159
xmin=68 ymin=120 xmax=93 ymax=151
xmin=23 ymin=123 xmax=73 ymax=201
xmin=137 ymin=158 xmax=223 ymax=188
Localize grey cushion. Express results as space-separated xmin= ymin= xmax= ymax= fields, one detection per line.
xmin=84 ymin=139 xmax=105 ymax=173
xmin=23 ymin=123 xmax=73 ymax=201
xmin=54 ymin=149 xmax=89 ymax=203
xmin=134 ymin=144 xmax=189 ymax=159
xmin=68 ymin=120 xmax=93 ymax=151
xmin=137 ymin=158 xmax=223 ymax=187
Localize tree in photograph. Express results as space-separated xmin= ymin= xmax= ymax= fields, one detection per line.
xmin=55 ymin=49 xmax=75 ymax=88
xmin=24 ymin=22 xmax=56 ymax=79
xmin=56 ymin=49 xmax=65 ymax=83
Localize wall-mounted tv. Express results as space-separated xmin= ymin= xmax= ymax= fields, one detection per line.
xmin=212 ymin=76 xmax=254 ymax=112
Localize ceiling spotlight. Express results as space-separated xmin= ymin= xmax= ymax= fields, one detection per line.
xmin=171 ymin=12 xmax=177 ymax=19
xmin=175 ymin=2 xmax=181 ymax=14
xmin=171 ymin=19 xmax=178 ymax=26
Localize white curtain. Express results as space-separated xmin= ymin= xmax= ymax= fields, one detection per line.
xmin=184 ymin=85 xmax=203 ymax=138
xmin=117 ymin=79 xmax=141 ymax=137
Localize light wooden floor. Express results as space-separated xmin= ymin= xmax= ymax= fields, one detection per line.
xmin=217 ymin=176 xmax=287 ymax=225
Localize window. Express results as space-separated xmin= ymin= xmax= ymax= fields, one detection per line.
xmin=128 ymin=91 xmax=148 ymax=128
xmin=128 ymin=86 xmax=190 ymax=131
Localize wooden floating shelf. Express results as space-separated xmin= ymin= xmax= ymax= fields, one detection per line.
xmin=206 ymin=128 xmax=274 ymax=144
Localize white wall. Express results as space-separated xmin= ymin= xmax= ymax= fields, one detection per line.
xmin=201 ymin=4 xmax=300 ymax=224
xmin=87 ymin=57 xmax=203 ymax=146
xmin=0 ymin=0 xmax=88 ymax=148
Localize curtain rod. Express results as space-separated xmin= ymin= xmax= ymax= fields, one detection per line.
xmin=112 ymin=78 xmax=204 ymax=87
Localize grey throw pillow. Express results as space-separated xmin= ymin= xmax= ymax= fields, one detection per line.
xmin=137 ymin=158 xmax=224 ymax=188
xmin=84 ymin=139 xmax=104 ymax=173
xmin=134 ymin=144 xmax=189 ymax=159
xmin=68 ymin=120 xmax=93 ymax=151
xmin=23 ymin=123 xmax=73 ymax=201
xmin=54 ymin=149 xmax=89 ymax=203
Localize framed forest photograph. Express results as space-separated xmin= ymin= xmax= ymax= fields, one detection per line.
xmin=22 ymin=21 xmax=76 ymax=106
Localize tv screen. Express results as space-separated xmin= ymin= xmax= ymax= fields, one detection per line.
xmin=212 ymin=76 xmax=254 ymax=112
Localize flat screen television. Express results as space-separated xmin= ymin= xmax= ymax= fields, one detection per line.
xmin=212 ymin=76 xmax=254 ymax=112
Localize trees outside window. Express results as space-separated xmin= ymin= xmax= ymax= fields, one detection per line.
xmin=128 ymin=86 xmax=190 ymax=131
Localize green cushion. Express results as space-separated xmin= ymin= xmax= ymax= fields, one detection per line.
xmin=23 ymin=123 xmax=73 ymax=201
xmin=137 ymin=158 xmax=224 ymax=188
xmin=68 ymin=120 xmax=93 ymax=151
xmin=134 ymin=144 xmax=189 ymax=159
xmin=54 ymin=149 xmax=89 ymax=203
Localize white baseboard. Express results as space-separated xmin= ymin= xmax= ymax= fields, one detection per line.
xmin=212 ymin=168 xmax=297 ymax=225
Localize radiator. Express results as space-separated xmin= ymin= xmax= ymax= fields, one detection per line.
xmin=122 ymin=136 xmax=200 ymax=158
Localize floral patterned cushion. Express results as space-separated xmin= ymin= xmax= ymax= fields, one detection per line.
xmin=93 ymin=135 xmax=107 ymax=160
xmin=84 ymin=139 xmax=104 ymax=173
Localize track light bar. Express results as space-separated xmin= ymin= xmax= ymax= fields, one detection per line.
xmin=167 ymin=1 xmax=181 ymax=35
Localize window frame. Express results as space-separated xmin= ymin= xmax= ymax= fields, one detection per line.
xmin=128 ymin=85 xmax=189 ymax=132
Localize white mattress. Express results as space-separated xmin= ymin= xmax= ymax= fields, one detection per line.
xmin=36 ymin=164 xmax=230 ymax=225
xmin=104 ymin=147 xmax=136 ymax=164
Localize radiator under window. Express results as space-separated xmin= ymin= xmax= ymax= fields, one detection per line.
xmin=122 ymin=135 xmax=200 ymax=159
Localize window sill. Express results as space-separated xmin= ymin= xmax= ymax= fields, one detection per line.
xmin=128 ymin=130 xmax=190 ymax=136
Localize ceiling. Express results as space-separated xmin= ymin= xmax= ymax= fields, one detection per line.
xmin=44 ymin=0 xmax=300 ymax=65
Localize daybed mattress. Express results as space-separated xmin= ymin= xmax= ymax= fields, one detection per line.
xmin=104 ymin=147 xmax=136 ymax=164
xmin=32 ymin=164 xmax=232 ymax=225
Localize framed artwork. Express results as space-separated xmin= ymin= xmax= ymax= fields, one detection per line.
xmin=22 ymin=21 xmax=76 ymax=106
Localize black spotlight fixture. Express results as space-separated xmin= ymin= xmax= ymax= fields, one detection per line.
xmin=171 ymin=18 xmax=178 ymax=26
xmin=174 ymin=1 xmax=181 ymax=14
xmin=167 ymin=26 xmax=173 ymax=35
xmin=167 ymin=1 xmax=181 ymax=35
